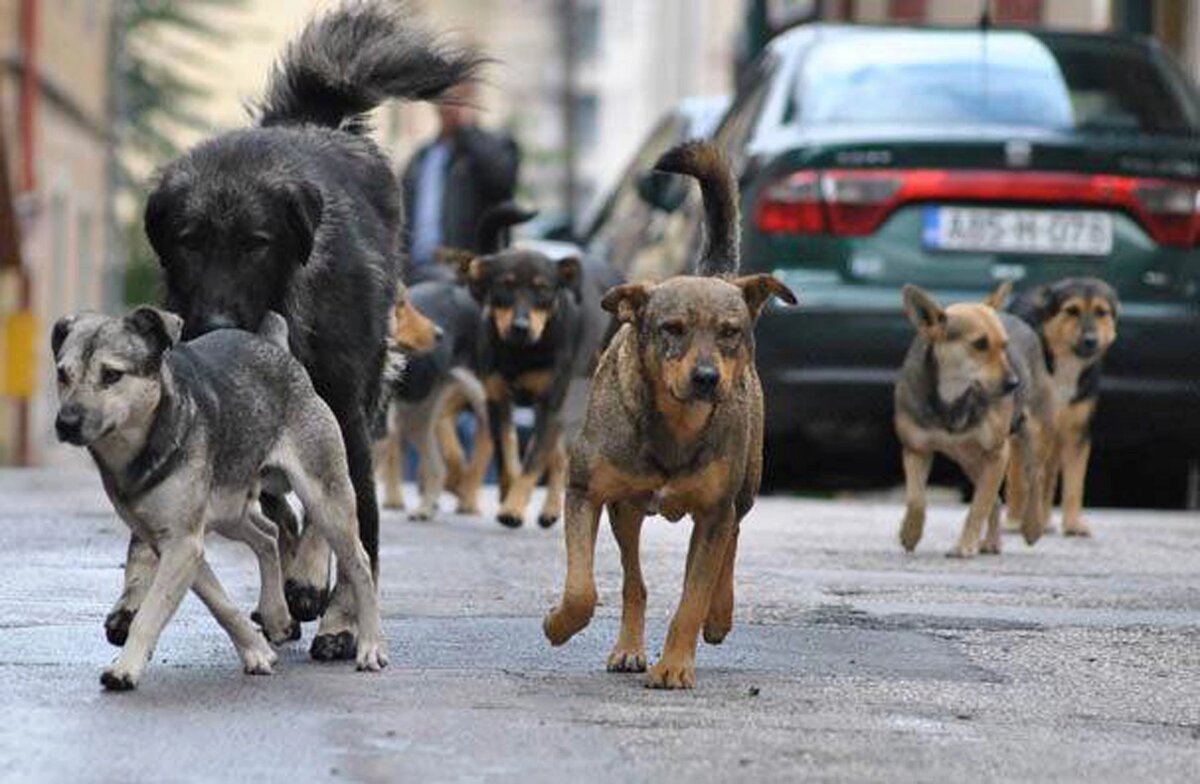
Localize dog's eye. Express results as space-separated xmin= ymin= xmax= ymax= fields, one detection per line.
xmin=99 ymin=367 xmax=124 ymax=387
xmin=242 ymin=232 xmax=272 ymax=251
xmin=971 ymin=336 xmax=990 ymax=352
xmin=660 ymin=321 xmax=685 ymax=338
xmin=1064 ymin=305 xmax=1082 ymax=317
xmin=56 ymin=367 xmax=70 ymax=386
xmin=718 ymin=324 xmax=741 ymax=340
xmin=178 ymin=231 xmax=204 ymax=251
xmin=1094 ymin=307 xmax=1109 ymax=318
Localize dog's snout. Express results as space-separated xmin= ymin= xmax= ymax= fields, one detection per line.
xmin=510 ymin=314 xmax=531 ymax=339
xmin=690 ymin=365 xmax=720 ymax=397
xmin=55 ymin=406 xmax=84 ymax=444
xmin=1001 ymin=373 xmax=1020 ymax=394
xmin=1078 ymin=333 xmax=1099 ymax=356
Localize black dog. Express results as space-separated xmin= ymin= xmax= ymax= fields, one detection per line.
xmin=464 ymin=204 xmax=623 ymax=528
xmin=141 ymin=1 xmax=483 ymax=660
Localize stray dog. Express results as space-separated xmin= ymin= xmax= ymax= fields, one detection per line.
xmin=375 ymin=273 xmax=492 ymax=520
xmin=140 ymin=1 xmax=482 ymax=660
xmin=894 ymin=283 xmax=1052 ymax=557
xmin=465 ymin=204 xmax=623 ymax=528
xmin=1009 ymin=277 xmax=1119 ymax=536
xmin=52 ymin=307 xmax=386 ymax=690
xmin=543 ymin=142 xmax=796 ymax=689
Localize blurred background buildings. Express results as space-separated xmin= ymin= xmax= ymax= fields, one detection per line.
xmin=1 ymin=0 xmax=1198 ymax=464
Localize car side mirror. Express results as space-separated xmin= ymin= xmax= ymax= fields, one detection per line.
xmin=636 ymin=171 xmax=687 ymax=213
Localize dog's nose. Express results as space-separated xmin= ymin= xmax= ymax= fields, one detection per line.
xmin=434 ymin=325 xmax=445 ymax=342
xmin=1078 ymin=334 xmax=1099 ymax=355
xmin=1001 ymin=374 xmax=1020 ymax=394
xmin=510 ymin=316 xmax=530 ymax=340
xmin=55 ymin=408 xmax=83 ymax=443
xmin=691 ymin=365 xmax=720 ymax=397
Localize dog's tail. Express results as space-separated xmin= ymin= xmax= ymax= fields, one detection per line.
xmin=257 ymin=1 xmax=485 ymax=133
xmin=477 ymin=202 xmax=538 ymax=253
xmin=653 ymin=141 xmax=739 ymax=276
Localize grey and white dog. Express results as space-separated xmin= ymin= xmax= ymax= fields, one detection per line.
xmin=51 ymin=306 xmax=387 ymax=690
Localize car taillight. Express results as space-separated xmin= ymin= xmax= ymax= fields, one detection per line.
xmin=1133 ymin=182 xmax=1200 ymax=248
xmin=755 ymin=168 xmax=1200 ymax=247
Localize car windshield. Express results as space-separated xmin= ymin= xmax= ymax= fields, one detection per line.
xmin=795 ymin=31 xmax=1200 ymax=136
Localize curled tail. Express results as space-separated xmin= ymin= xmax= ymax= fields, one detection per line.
xmin=258 ymin=0 xmax=486 ymax=132
xmin=477 ymin=201 xmax=538 ymax=253
xmin=653 ymin=141 xmax=740 ymax=276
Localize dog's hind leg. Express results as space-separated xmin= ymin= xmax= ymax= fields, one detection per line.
xmin=448 ymin=368 xmax=491 ymax=515
xmin=606 ymin=501 xmax=647 ymax=672
xmin=410 ymin=395 xmax=447 ymax=521
xmin=543 ymin=488 xmax=601 ymax=645
xmin=1018 ymin=425 xmax=1047 ymax=546
xmin=101 ymin=532 xmax=204 ymax=691
xmin=537 ymin=434 xmax=568 ymax=529
xmin=104 ymin=534 xmax=157 ymax=647
xmin=191 ymin=558 xmax=277 ymax=676
xmin=233 ymin=508 xmax=300 ymax=644
xmin=284 ymin=521 xmax=332 ymax=623
xmin=436 ymin=384 xmax=468 ymax=495
xmin=947 ymin=444 xmax=1009 ymax=559
xmin=704 ymin=524 xmax=739 ymax=643
xmin=259 ymin=491 xmax=300 ymax=580
xmin=647 ymin=504 xmax=736 ymax=690
xmin=377 ymin=404 xmax=406 ymax=511
xmin=898 ymin=448 xmax=932 ymax=552
xmin=1003 ymin=443 xmax=1027 ymax=532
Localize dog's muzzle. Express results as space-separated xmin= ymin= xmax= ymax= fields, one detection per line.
xmin=1075 ymin=334 xmax=1099 ymax=359
xmin=690 ymin=365 xmax=721 ymax=400
xmin=55 ymin=407 xmax=86 ymax=445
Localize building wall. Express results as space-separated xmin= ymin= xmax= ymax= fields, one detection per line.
xmin=0 ymin=0 xmax=113 ymax=464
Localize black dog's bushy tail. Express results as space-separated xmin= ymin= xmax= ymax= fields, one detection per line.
xmin=653 ymin=141 xmax=740 ymax=276
xmin=477 ymin=201 xmax=538 ymax=253
xmin=258 ymin=0 xmax=485 ymax=132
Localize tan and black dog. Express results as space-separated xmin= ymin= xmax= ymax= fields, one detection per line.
xmin=543 ymin=141 xmax=796 ymax=689
xmin=1009 ymin=278 xmax=1119 ymax=536
xmin=895 ymin=283 xmax=1053 ymax=557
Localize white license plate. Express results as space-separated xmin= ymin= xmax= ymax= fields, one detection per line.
xmin=923 ymin=207 xmax=1113 ymax=256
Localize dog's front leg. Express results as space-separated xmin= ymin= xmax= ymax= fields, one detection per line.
xmin=284 ymin=521 xmax=331 ymax=623
xmin=647 ymin=504 xmax=735 ymax=689
xmin=536 ymin=434 xmax=569 ymax=528
xmin=703 ymin=524 xmax=739 ymax=644
xmin=899 ymin=448 xmax=932 ymax=552
xmin=238 ymin=508 xmax=300 ymax=644
xmin=543 ymin=487 xmax=600 ymax=645
xmin=606 ymin=500 xmax=647 ymax=672
xmin=1060 ymin=436 xmax=1092 ymax=537
xmin=105 ymin=534 xmax=157 ymax=647
xmin=498 ymin=410 xmax=563 ymax=528
xmin=948 ymin=444 xmax=1009 ymax=559
xmin=487 ymin=398 xmax=518 ymax=500
xmin=101 ymin=533 xmax=203 ymax=691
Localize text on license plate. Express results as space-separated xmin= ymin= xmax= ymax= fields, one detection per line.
xmin=923 ymin=207 xmax=1113 ymax=256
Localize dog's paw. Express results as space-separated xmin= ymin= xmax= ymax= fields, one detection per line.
xmin=408 ymin=508 xmax=436 ymax=522
xmin=355 ymin=637 xmax=389 ymax=672
xmin=945 ymin=543 xmax=978 ymax=559
xmin=1020 ymin=519 xmax=1044 ymax=546
xmin=100 ymin=666 xmax=137 ymax=692
xmin=537 ymin=513 xmax=559 ymax=529
xmin=979 ymin=538 xmax=1002 ymax=555
xmin=899 ymin=512 xmax=924 ymax=552
xmin=645 ymin=658 xmax=695 ymax=690
xmin=252 ymin=611 xmax=302 ymax=645
xmin=104 ymin=608 xmax=135 ymax=647
xmin=240 ymin=643 xmax=278 ymax=676
xmin=543 ymin=598 xmax=595 ymax=646
xmin=606 ymin=647 xmax=647 ymax=673
xmin=703 ymin=620 xmax=732 ymax=645
xmin=381 ymin=496 xmax=405 ymax=511
xmin=455 ymin=501 xmax=481 ymax=516
xmin=1062 ymin=519 xmax=1092 ymax=538
xmin=497 ymin=513 xmax=524 ymax=529
xmin=284 ymin=580 xmax=329 ymax=623
xmin=310 ymin=630 xmax=357 ymax=662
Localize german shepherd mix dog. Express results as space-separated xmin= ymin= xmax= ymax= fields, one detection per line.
xmin=465 ymin=204 xmax=623 ymax=529
xmin=895 ymin=284 xmax=1052 ymax=557
xmin=52 ymin=308 xmax=386 ymax=690
xmin=375 ymin=267 xmax=492 ymax=520
xmin=1009 ymin=278 xmax=1119 ymax=536
xmin=140 ymin=1 xmax=482 ymax=660
xmin=543 ymin=142 xmax=796 ymax=689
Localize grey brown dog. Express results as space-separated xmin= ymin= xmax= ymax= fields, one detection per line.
xmin=894 ymin=284 xmax=1052 ymax=557
xmin=542 ymin=142 xmax=796 ymax=689
xmin=52 ymin=307 xmax=386 ymax=690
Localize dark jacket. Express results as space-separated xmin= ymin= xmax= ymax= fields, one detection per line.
xmin=400 ymin=126 xmax=519 ymax=282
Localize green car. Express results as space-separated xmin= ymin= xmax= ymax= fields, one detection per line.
xmin=653 ymin=26 xmax=1200 ymax=506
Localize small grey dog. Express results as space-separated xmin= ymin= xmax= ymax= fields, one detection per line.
xmin=52 ymin=306 xmax=387 ymax=690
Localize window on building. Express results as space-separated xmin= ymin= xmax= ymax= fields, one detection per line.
xmin=49 ymin=192 xmax=70 ymax=315
xmin=76 ymin=210 xmax=94 ymax=310
xmin=575 ymin=2 xmax=601 ymax=63
xmin=571 ymin=93 xmax=599 ymax=151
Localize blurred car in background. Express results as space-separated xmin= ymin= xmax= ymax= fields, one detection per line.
xmin=606 ymin=25 xmax=1200 ymax=507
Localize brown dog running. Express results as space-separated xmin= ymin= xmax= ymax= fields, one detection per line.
xmin=542 ymin=141 xmax=796 ymax=689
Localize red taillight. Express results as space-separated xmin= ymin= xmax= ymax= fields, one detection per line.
xmin=754 ymin=168 xmax=1200 ymax=247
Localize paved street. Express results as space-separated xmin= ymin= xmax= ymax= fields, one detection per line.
xmin=0 ymin=466 xmax=1197 ymax=783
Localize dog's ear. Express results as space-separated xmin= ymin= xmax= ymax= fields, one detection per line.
xmin=124 ymin=306 xmax=184 ymax=358
xmin=466 ymin=256 xmax=492 ymax=302
xmin=902 ymin=285 xmax=946 ymax=338
xmin=51 ymin=315 xmax=77 ymax=358
xmin=434 ymin=247 xmax=476 ymax=285
xmin=601 ymin=283 xmax=650 ymax=324
xmin=733 ymin=274 xmax=797 ymax=320
xmin=557 ymin=256 xmax=583 ymax=303
xmin=144 ymin=168 xmax=192 ymax=264
xmin=281 ymin=181 xmax=323 ymax=265
xmin=984 ymin=280 xmax=1013 ymax=310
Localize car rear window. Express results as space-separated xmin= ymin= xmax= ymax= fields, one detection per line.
xmin=794 ymin=31 xmax=1200 ymax=136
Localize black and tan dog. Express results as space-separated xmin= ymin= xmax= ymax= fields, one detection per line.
xmin=895 ymin=283 xmax=1052 ymax=557
xmin=465 ymin=204 xmax=623 ymax=529
xmin=1009 ymin=277 xmax=1119 ymax=536
xmin=542 ymin=142 xmax=796 ymax=689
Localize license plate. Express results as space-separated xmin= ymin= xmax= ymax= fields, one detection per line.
xmin=923 ymin=207 xmax=1113 ymax=256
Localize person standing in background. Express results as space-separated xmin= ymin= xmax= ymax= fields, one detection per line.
xmin=401 ymin=82 xmax=520 ymax=283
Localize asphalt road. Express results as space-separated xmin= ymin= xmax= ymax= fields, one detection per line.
xmin=0 ymin=466 xmax=1197 ymax=783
